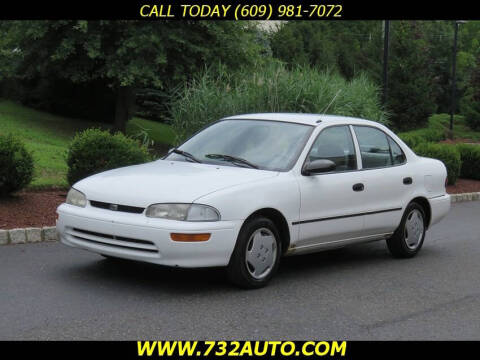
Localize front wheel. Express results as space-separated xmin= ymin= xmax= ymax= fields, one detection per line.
xmin=387 ymin=202 xmax=426 ymax=258
xmin=227 ymin=217 xmax=282 ymax=289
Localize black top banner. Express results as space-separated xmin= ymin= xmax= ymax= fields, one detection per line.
xmin=0 ymin=0 xmax=479 ymax=20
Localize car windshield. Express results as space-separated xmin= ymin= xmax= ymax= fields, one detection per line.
xmin=165 ymin=119 xmax=314 ymax=171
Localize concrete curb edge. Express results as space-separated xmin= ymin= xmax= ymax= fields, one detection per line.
xmin=0 ymin=226 xmax=58 ymax=246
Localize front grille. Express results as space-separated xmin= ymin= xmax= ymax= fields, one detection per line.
xmin=67 ymin=227 xmax=158 ymax=254
xmin=90 ymin=200 xmax=144 ymax=214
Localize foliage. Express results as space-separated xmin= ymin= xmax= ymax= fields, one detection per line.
xmin=399 ymin=113 xmax=480 ymax=146
xmin=270 ymin=21 xmax=383 ymax=81
xmin=3 ymin=20 xmax=480 ymax=135
xmin=456 ymin=144 xmax=480 ymax=180
xmin=413 ymin=142 xmax=461 ymax=185
xmin=2 ymin=21 xmax=262 ymax=88
xmin=0 ymin=21 xmax=264 ymax=130
xmin=460 ymin=55 xmax=480 ymax=130
xmin=1 ymin=77 xmax=115 ymax=123
xmin=170 ymin=62 xmax=388 ymax=142
xmin=0 ymin=99 xmax=174 ymax=188
xmin=398 ymin=133 xmax=425 ymax=148
xmin=135 ymin=88 xmax=170 ymax=122
xmin=66 ymin=128 xmax=150 ymax=185
xmin=461 ymin=90 xmax=480 ymax=131
xmin=270 ymin=21 xmax=474 ymax=130
xmin=398 ymin=114 xmax=447 ymax=147
xmin=126 ymin=117 xmax=176 ymax=146
xmin=0 ymin=134 xmax=34 ymax=196
xmin=386 ymin=22 xmax=437 ymax=130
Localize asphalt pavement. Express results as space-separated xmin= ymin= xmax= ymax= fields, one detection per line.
xmin=1 ymin=201 xmax=479 ymax=340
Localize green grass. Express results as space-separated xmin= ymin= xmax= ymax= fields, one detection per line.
xmin=399 ymin=113 xmax=480 ymax=143
xmin=431 ymin=114 xmax=480 ymax=142
xmin=0 ymin=99 xmax=175 ymax=189
xmin=127 ymin=117 xmax=176 ymax=146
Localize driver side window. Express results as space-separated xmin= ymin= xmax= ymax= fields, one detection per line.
xmin=308 ymin=125 xmax=357 ymax=172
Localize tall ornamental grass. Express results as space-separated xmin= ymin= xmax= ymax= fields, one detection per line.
xmin=170 ymin=62 xmax=388 ymax=142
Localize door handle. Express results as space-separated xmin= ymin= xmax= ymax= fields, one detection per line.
xmin=352 ymin=183 xmax=364 ymax=192
xmin=403 ymin=177 xmax=413 ymax=185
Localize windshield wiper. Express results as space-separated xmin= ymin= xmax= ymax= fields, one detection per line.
xmin=171 ymin=149 xmax=202 ymax=163
xmin=205 ymin=154 xmax=258 ymax=169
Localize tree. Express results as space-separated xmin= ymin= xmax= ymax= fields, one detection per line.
xmin=0 ymin=21 xmax=262 ymax=132
xmin=270 ymin=21 xmax=383 ymax=80
xmin=386 ymin=21 xmax=437 ymax=130
xmin=460 ymin=54 xmax=480 ymax=130
xmin=269 ymin=20 xmax=467 ymax=130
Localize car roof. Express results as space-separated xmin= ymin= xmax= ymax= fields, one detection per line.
xmin=222 ymin=113 xmax=380 ymax=127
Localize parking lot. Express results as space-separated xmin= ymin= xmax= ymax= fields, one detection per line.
xmin=1 ymin=201 xmax=479 ymax=340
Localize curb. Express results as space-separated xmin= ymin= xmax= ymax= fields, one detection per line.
xmin=1 ymin=192 xmax=480 ymax=246
xmin=0 ymin=226 xmax=58 ymax=246
xmin=450 ymin=192 xmax=480 ymax=203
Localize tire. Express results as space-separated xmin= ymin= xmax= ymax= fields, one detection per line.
xmin=227 ymin=216 xmax=282 ymax=289
xmin=387 ymin=202 xmax=426 ymax=258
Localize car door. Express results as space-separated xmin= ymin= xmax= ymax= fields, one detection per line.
xmin=294 ymin=125 xmax=367 ymax=251
xmin=352 ymin=125 xmax=413 ymax=236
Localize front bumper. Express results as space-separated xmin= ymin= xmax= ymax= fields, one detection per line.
xmin=56 ymin=204 xmax=241 ymax=268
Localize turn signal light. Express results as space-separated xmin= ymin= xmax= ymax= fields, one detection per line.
xmin=170 ymin=233 xmax=211 ymax=242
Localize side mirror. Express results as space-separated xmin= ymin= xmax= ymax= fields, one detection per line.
xmin=302 ymin=159 xmax=336 ymax=176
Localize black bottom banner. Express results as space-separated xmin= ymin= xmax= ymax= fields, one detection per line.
xmin=1 ymin=340 xmax=476 ymax=359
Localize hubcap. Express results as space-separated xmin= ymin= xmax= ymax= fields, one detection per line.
xmin=404 ymin=209 xmax=424 ymax=250
xmin=245 ymin=228 xmax=277 ymax=280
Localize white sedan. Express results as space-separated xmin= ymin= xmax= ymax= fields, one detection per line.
xmin=57 ymin=113 xmax=451 ymax=288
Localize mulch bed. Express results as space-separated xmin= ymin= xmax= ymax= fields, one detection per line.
xmin=1 ymin=179 xmax=480 ymax=230
xmin=446 ymin=178 xmax=480 ymax=194
xmin=0 ymin=190 xmax=66 ymax=230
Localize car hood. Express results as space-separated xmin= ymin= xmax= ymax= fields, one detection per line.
xmin=74 ymin=160 xmax=278 ymax=207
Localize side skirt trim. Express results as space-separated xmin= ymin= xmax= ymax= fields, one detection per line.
xmin=292 ymin=208 xmax=402 ymax=226
xmin=286 ymin=232 xmax=394 ymax=254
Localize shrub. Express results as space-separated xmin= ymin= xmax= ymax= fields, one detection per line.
xmin=0 ymin=134 xmax=34 ymax=196
xmin=413 ymin=142 xmax=461 ymax=185
xmin=398 ymin=114 xmax=447 ymax=148
xmin=460 ymin=90 xmax=480 ymax=131
xmin=398 ymin=133 xmax=425 ymax=148
xmin=67 ymin=129 xmax=150 ymax=185
xmin=170 ymin=61 xmax=388 ymax=142
xmin=456 ymin=144 xmax=480 ymax=180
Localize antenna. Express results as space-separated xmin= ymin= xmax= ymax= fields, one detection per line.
xmin=321 ymin=89 xmax=342 ymax=116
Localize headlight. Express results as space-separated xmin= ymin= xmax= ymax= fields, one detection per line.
xmin=66 ymin=188 xmax=87 ymax=208
xmin=146 ymin=203 xmax=220 ymax=221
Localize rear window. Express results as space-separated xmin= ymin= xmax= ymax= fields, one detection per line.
xmin=353 ymin=126 xmax=406 ymax=169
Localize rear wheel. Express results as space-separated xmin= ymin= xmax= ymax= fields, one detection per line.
xmin=387 ymin=202 xmax=426 ymax=258
xmin=227 ymin=216 xmax=282 ymax=289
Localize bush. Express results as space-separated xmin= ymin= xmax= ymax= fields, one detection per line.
xmin=0 ymin=134 xmax=34 ymax=196
xmin=413 ymin=142 xmax=461 ymax=185
xmin=170 ymin=61 xmax=388 ymax=142
xmin=398 ymin=114 xmax=447 ymax=148
xmin=460 ymin=90 xmax=480 ymax=131
xmin=67 ymin=129 xmax=150 ymax=185
xmin=398 ymin=133 xmax=425 ymax=148
xmin=456 ymin=144 xmax=480 ymax=180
